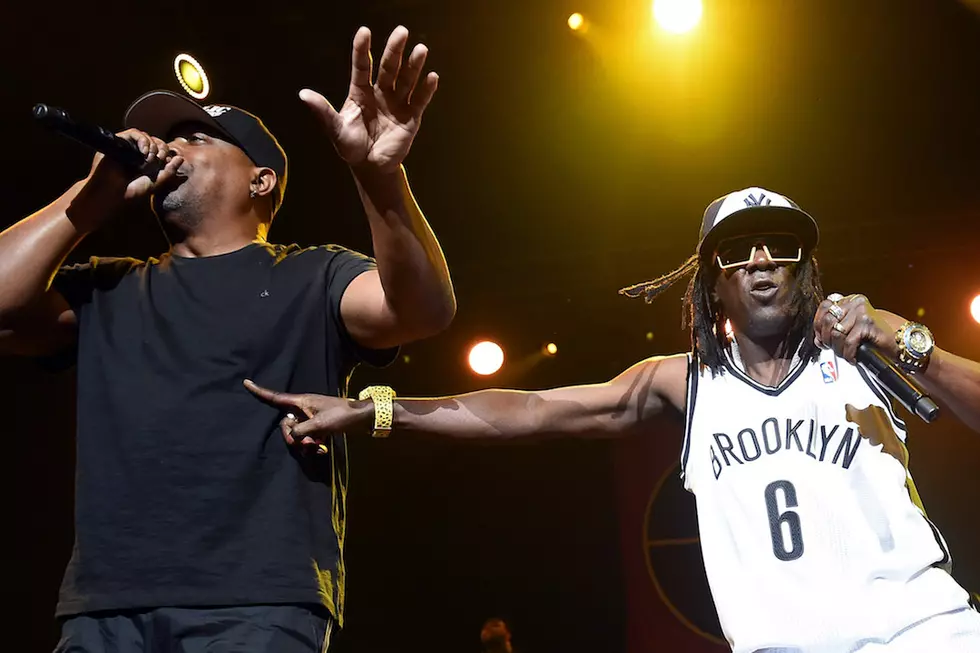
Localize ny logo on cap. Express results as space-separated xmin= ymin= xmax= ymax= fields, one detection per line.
xmin=204 ymin=105 xmax=232 ymax=118
xmin=743 ymin=192 xmax=772 ymax=207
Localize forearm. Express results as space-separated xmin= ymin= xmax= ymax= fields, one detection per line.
xmin=917 ymin=349 xmax=980 ymax=432
xmin=879 ymin=311 xmax=980 ymax=432
xmin=0 ymin=180 xmax=94 ymax=322
xmin=361 ymin=381 xmax=661 ymax=442
xmin=351 ymin=164 xmax=455 ymax=332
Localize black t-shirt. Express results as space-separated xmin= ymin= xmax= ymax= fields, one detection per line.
xmin=50 ymin=242 xmax=395 ymax=625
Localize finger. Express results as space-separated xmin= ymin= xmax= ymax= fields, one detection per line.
xmin=153 ymin=155 xmax=184 ymax=187
xmin=411 ymin=72 xmax=439 ymax=117
xmin=829 ymin=308 xmax=860 ymax=356
xmin=298 ymin=89 xmax=343 ymax=142
xmin=280 ymin=414 xmax=299 ymax=447
xmin=376 ymin=25 xmax=409 ymax=91
xmin=125 ymin=131 xmax=151 ymax=158
xmin=350 ymin=26 xmax=374 ymax=88
xmin=813 ymin=300 xmax=839 ymax=350
xmin=290 ymin=418 xmax=324 ymax=440
xmin=395 ymin=42 xmax=428 ymax=101
xmin=243 ymin=379 xmax=306 ymax=409
xmin=843 ymin=314 xmax=877 ymax=363
xmin=150 ymin=137 xmax=169 ymax=162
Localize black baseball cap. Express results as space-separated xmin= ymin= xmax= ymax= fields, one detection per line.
xmin=696 ymin=187 xmax=818 ymax=263
xmin=124 ymin=90 xmax=288 ymax=213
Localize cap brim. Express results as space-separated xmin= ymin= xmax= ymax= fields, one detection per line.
xmin=124 ymin=90 xmax=238 ymax=145
xmin=698 ymin=206 xmax=819 ymax=261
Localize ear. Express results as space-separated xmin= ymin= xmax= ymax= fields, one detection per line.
xmin=250 ymin=167 xmax=278 ymax=199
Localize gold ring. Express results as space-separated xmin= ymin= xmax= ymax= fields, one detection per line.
xmin=833 ymin=321 xmax=847 ymax=334
xmin=828 ymin=304 xmax=845 ymax=320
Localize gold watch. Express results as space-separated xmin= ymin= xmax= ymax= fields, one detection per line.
xmin=895 ymin=321 xmax=934 ymax=373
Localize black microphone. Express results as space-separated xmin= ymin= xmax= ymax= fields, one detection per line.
xmin=33 ymin=103 xmax=163 ymax=179
xmin=856 ymin=342 xmax=939 ymax=423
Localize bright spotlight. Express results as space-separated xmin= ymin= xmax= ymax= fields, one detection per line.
xmin=174 ymin=53 xmax=210 ymax=100
xmin=568 ymin=12 xmax=585 ymax=31
xmin=971 ymin=294 xmax=980 ymax=324
xmin=653 ymin=0 xmax=703 ymax=34
xmin=545 ymin=342 xmax=559 ymax=356
xmin=469 ymin=341 xmax=504 ymax=375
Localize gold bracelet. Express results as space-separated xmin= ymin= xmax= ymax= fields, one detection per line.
xmin=357 ymin=385 xmax=396 ymax=438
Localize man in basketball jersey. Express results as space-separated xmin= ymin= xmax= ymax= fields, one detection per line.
xmin=245 ymin=188 xmax=980 ymax=652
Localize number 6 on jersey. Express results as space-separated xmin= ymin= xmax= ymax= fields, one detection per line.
xmin=765 ymin=480 xmax=804 ymax=561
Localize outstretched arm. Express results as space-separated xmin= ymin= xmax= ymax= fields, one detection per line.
xmin=244 ymin=354 xmax=689 ymax=453
xmin=302 ymin=26 xmax=455 ymax=350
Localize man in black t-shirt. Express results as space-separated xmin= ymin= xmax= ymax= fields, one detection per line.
xmin=0 ymin=26 xmax=455 ymax=652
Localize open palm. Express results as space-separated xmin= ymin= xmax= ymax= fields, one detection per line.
xmin=302 ymin=26 xmax=438 ymax=173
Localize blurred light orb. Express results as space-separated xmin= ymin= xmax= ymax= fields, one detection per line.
xmin=653 ymin=0 xmax=703 ymax=34
xmin=469 ymin=341 xmax=504 ymax=375
xmin=174 ymin=53 xmax=210 ymax=100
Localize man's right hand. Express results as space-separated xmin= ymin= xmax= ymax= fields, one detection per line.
xmin=243 ymin=379 xmax=373 ymax=455
xmin=73 ymin=129 xmax=184 ymax=230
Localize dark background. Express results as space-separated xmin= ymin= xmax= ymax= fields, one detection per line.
xmin=4 ymin=1 xmax=979 ymax=651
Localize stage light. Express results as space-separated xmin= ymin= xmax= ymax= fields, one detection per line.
xmin=469 ymin=341 xmax=504 ymax=375
xmin=545 ymin=342 xmax=559 ymax=356
xmin=646 ymin=331 xmax=654 ymax=341
xmin=568 ymin=12 xmax=585 ymax=31
xmin=653 ymin=0 xmax=702 ymax=34
xmin=174 ymin=53 xmax=210 ymax=100
xmin=971 ymin=294 xmax=980 ymax=324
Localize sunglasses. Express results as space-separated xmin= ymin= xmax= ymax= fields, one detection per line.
xmin=715 ymin=233 xmax=803 ymax=270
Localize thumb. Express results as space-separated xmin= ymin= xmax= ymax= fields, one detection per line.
xmin=299 ymin=89 xmax=342 ymax=141
xmin=125 ymin=175 xmax=154 ymax=199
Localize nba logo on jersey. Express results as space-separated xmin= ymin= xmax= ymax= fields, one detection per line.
xmin=820 ymin=360 xmax=838 ymax=383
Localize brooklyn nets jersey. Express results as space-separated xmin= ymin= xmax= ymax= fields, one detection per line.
xmin=680 ymin=345 xmax=972 ymax=652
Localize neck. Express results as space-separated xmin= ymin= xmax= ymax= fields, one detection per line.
xmin=730 ymin=331 xmax=801 ymax=386
xmin=164 ymin=213 xmax=269 ymax=258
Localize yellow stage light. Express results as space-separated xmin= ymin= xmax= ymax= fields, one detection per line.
xmin=469 ymin=341 xmax=505 ymax=375
xmin=568 ymin=13 xmax=585 ymax=31
xmin=174 ymin=53 xmax=210 ymax=100
xmin=653 ymin=0 xmax=703 ymax=34
xmin=545 ymin=342 xmax=559 ymax=355
xmin=971 ymin=294 xmax=980 ymax=324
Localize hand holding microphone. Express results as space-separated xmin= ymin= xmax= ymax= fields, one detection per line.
xmin=33 ymin=103 xmax=184 ymax=210
xmin=815 ymin=293 xmax=939 ymax=423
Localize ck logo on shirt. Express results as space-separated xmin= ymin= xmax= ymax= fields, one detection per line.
xmin=820 ymin=360 xmax=838 ymax=384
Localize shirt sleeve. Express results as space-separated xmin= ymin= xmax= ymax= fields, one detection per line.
xmin=39 ymin=256 xmax=141 ymax=370
xmin=323 ymin=245 xmax=399 ymax=369
xmin=51 ymin=256 xmax=142 ymax=314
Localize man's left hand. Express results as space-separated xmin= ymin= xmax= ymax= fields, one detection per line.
xmin=814 ymin=294 xmax=903 ymax=364
xmin=301 ymin=26 xmax=438 ymax=174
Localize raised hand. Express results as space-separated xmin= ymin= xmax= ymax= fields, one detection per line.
xmin=243 ymin=379 xmax=371 ymax=454
xmin=300 ymin=26 xmax=439 ymax=173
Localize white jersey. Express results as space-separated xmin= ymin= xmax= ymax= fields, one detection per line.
xmin=680 ymin=345 xmax=972 ymax=653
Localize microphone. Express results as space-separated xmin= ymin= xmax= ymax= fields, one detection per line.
xmin=856 ymin=342 xmax=939 ymax=423
xmin=33 ymin=103 xmax=163 ymax=179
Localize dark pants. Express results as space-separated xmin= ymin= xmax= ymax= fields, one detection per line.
xmin=55 ymin=605 xmax=333 ymax=653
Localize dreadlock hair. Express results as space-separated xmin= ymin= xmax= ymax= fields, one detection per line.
xmin=619 ymin=253 xmax=825 ymax=374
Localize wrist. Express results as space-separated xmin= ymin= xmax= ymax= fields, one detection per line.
xmin=351 ymin=398 xmax=375 ymax=434
xmin=67 ymin=177 xmax=123 ymax=234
